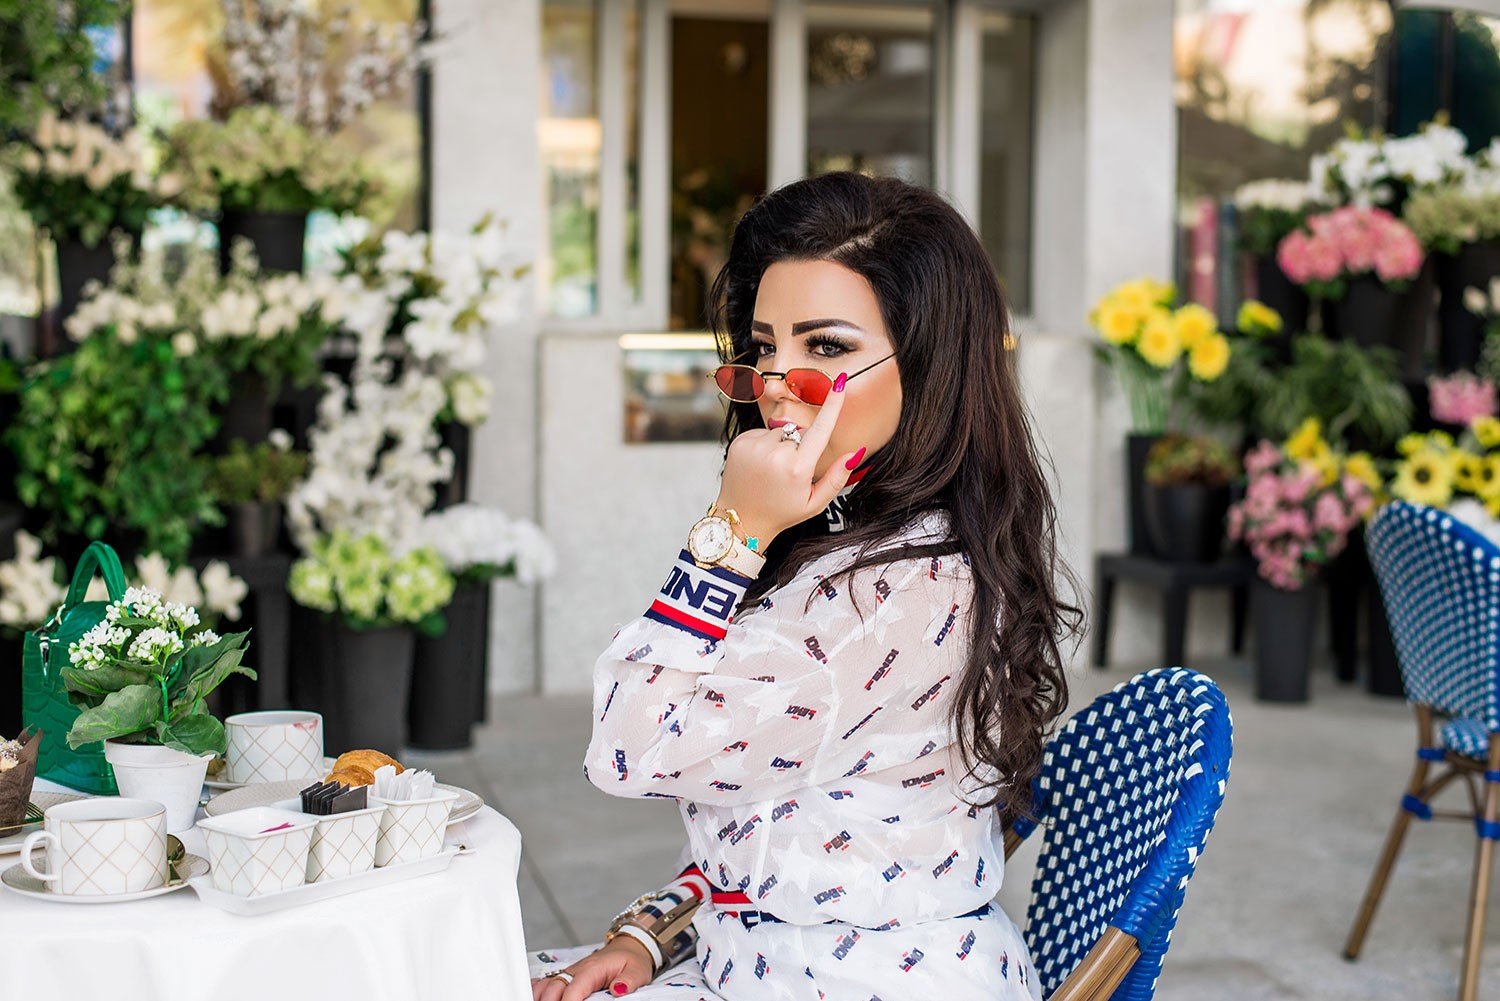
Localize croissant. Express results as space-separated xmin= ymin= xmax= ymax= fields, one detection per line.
xmin=324 ymin=749 xmax=404 ymax=787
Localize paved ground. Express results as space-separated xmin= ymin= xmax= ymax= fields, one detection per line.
xmin=407 ymin=655 xmax=1500 ymax=1000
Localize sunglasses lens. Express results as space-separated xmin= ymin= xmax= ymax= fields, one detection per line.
xmin=715 ymin=366 xmax=764 ymax=402
xmin=785 ymin=370 xmax=832 ymax=406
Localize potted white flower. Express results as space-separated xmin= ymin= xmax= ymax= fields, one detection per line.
xmin=63 ymin=587 xmax=253 ymax=830
xmin=403 ymin=505 xmax=555 ymax=749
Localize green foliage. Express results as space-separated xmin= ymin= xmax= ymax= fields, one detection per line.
xmin=0 ymin=0 xmax=125 ymax=135
xmin=289 ymin=531 xmax=455 ymax=635
xmin=4 ymin=161 xmax=159 ymax=248
xmin=64 ymin=629 xmax=254 ymax=755
xmin=1403 ymin=188 xmax=1500 ymax=257
xmin=8 ymin=330 xmax=228 ymax=561
xmin=1236 ymin=205 xmax=1307 ymax=257
xmin=1259 ymin=335 xmax=1414 ymax=448
xmin=207 ymin=439 xmax=308 ymax=505
xmin=1144 ymin=433 xmax=1240 ymax=487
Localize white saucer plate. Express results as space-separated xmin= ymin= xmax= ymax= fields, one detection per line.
xmin=1 ymin=852 xmax=209 ymax=903
xmin=203 ymin=756 xmax=338 ymax=791
xmin=204 ymin=780 xmax=483 ymax=826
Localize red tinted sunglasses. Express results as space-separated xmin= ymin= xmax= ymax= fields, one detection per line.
xmin=709 ymin=352 xmax=895 ymax=406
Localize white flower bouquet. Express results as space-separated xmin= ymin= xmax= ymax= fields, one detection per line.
xmin=1310 ymin=120 xmax=1474 ymax=209
xmin=61 ymin=587 xmax=253 ymax=755
xmin=407 ymin=504 xmax=556 ymax=586
xmin=1 ymin=111 xmax=183 ymax=247
xmin=289 ymin=530 xmax=454 ymax=634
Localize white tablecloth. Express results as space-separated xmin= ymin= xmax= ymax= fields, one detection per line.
xmin=4 ymin=781 xmax=534 ymax=1001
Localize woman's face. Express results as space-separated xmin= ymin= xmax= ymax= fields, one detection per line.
xmin=749 ymin=259 xmax=903 ymax=480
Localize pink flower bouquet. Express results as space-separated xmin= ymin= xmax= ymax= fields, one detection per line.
xmin=1228 ymin=440 xmax=1377 ymax=591
xmin=1428 ymin=372 xmax=1498 ymax=428
xmin=1276 ymin=206 xmax=1424 ymax=299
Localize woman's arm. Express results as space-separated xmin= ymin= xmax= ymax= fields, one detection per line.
xmin=582 ymin=540 xmax=972 ymax=807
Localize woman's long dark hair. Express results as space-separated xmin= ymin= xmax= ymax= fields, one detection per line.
xmin=708 ymin=171 xmax=1083 ymax=828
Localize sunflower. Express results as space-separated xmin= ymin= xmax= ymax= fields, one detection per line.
xmin=1173 ymin=304 xmax=1218 ymax=350
xmin=1095 ymin=301 xmax=1144 ymax=345
xmin=1343 ymin=452 xmax=1383 ymax=494
xmin=1188 ymin=333 xmax=1231 ymax=381
xmin=1474 ymin=416 xmax=1500 ymax=449
xmin=1455 ymin=451 xmax=1484 ymax=493
xmin=1478 ymin=455 xmax=1500 ymax=501
xmin=1391 ymin=447 xmax=1456 ymax=508
xmin=1135 ymin=311 xmax=1182 ymax=368
xmin=1237 ymin=299 xmax=1284 ymax=337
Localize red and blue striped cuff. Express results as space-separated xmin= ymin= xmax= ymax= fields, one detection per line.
xmin=644 ymin=549 xmax=753 ymax=641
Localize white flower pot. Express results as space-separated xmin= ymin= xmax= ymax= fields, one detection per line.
xmin=103 ymin=741 xmax=215 ymax=832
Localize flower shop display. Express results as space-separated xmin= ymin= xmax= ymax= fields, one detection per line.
xmin=63 ymin=585 xmax=253 ymax=829
xmin=1276 ymin=206 xmax=1428 ymax=372
xmin=207 ymin=434 xmax=308 ymax=558
xmin=1141 ymin=434 xmax=1240 ymax=563
xmin=1090 ymin=277 xmax=1232 ymax=556
xmin=1308 ymin=121 xmax=1473 ymax=211
xmin=1 ymin=113 xmax=183 ymax=329
xmin=163 ymin=106 xmax=380 ymax=273
xmin=1228 ymin=419 xmax=1378 ymax=702
xmin=1386 ymin=419 xmax=1500 ymax=515
xmin=1405 ymin=183 xmax=1500 ymax=371
xmin=403 ymin=505 xmax=556 ymax=749
xmin=288 ymin=531 xmax=454 ymax=751
xmin=1234 ymin=179 xmax=1316 ymax=335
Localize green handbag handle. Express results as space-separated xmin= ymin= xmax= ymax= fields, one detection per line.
xmin=63 ymin=541 xmax=129 ymax=610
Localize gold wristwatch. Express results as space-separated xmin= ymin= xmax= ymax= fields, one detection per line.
xmin=686 ymin=502 xmax=765 ymax=579
xmin=605 ymin=891 xmax=701 ymax=975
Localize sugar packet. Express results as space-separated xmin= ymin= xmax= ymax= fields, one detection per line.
xmin=372 ymin=764 xmax=436 ymax=801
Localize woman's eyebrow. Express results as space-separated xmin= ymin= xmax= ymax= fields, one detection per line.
xmin=750 ymin=318 xmax=867 ymax=336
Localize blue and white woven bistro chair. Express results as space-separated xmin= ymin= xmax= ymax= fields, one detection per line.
xmin=1002 ymin=667 xmax=1233 ymax=1000
xmin=1345 ymin=501 xmax=1500 ymax=1001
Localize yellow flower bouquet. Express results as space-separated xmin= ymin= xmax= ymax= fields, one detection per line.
xmin=1089 ymin=278 xmax=1233 ymax=432
xmin=1387 ymin=417 xmax=1500 ymax=514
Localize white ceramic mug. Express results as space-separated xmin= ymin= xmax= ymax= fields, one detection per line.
xmin=21 ymin=798 xmax=168 ymax=896
xmin=224 ymin=710 xmax=324 ymax=784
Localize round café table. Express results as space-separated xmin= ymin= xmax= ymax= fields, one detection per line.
xmin=3 ymin=779 xmax=534 ymax=1001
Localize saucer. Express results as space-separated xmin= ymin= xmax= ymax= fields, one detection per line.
xmin=204 ymin=756 xmax=337 ymax=791
xmin=1 ymin=851 xmax=209 ymax=903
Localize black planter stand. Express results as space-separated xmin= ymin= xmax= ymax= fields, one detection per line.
xmin=1324 ymin=525 xmax=1371 ymax=683
xmin=1143 ymin=484 xmax=1230 ymax=563
xmin=1251 ymin=577 xmax=1321 ymax=703
xmin=408 ymin=581 xmax=492 ymax=750
xmin=218 ymin=210 xmax=308 ymax=274
xmin=1253 ymin=254 xmax=1310 ymax=352
xmin=1126 ymin=433 xmax=1162 ymax=557
xmin=316 ymin=620 xmax=416 ymax=753
xmin=53 ymin=237 xmax=126 ymax=352
xmin=230 ymin=503 xmax=280 ymax=559
xmin=219 ymin=372 xmax=274 ymax=447
xmin=1328 ymin=275 xmax=1401 ymax=351
xmin=1390 ymin=259 xmax=1437 ymax=380
xmin=1437 ymin=241 xmax=1500 ymax=371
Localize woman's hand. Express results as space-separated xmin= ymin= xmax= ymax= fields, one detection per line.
xmin=531 ymin=936 xmax=655 ymax=999
xmin=715 ymin=371 xmax=866 ymax=548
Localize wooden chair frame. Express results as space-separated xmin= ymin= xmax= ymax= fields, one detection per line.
xmin=1344 ymin=704 xmax=1500 ymax=1001
xmin=1003 ymin=829 xmax=1144 ymax=1001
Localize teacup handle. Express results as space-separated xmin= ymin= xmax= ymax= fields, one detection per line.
xmin=21 ymin=831 xmax=59 ymax=882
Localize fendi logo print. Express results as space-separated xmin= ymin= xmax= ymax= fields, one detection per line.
xmin=804 ymin=636 xmax=828 ymax=662
xmin=754 ymin=954 xmax=770 ymax=980
xmin=874 ymin=577 xmax=891 ymax=603
xmin=785 ymin=704 xmax=819 ymax=719
xmin=932 ymin=850 xmax=959 ymax=877
xmin=770 ymin=755 xmax=803 ymax=770
xmin=770 ymin=798 xmax=799 ymax=821
xmin=832 ymin=929 xmax=860 ymax=959
xmin=813 ymin=575 xmax=838 ymax=600
xmin=823 ymin=829 xmax=853 ymax=852
xmin=957 ymin=930 xmax=976 ymax=959
xmin=663 ymin=565 xmax=740 ymax=618
xmin=717 ymin=958 xmax=733 ymax=990
xmin=757 ymin=873 xmax=778 ymax=896
xmin=728 ymin=814 xmax=761 ymax=845
xmin=865 ymin=649 xmax=899 ymax=690
xmin=841 ymin=705 xmax=882 ymax=740
xmin=934 ymin=602 xmax=960 ymax=645
xmin=723 ymin=740 xmax=748 ymax=752
xmin=708 ymin=779 xmax=743 ymax=791
xmin=612 ymin=748 xmax=628 ymax=780
xmin=702 ymin=688 xmax=727 ymax=706
xmin=842 ymin=750 xmax=875 ymax=777
xmin=916 ymin=739 xmax=938 ymax=757
xmin=911 ymin=674 xmax=953 ymax=710
xmin=624 ymin=644 xmax=653 ymax=661
xmin=928 ymin=557 xmax=943 ymax=579
xmin=899 ymin=947 xmax=926 ymax=971
xmin=975 ymin=857 xmax=988 ymax=885
xmin=813 ymin=885 xmax=846 ymax=904
xmin=881 ymin=860 xmax=905 ymax=881
xmin=600 ymin=680 xmax=619 ymax=720
xmin=902 ymin=767 xmax=945 ymax=788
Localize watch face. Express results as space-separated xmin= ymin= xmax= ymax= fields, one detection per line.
xmin=689 ymin=517 xmax=734 ymax=562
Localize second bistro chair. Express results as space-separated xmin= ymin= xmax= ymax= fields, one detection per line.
xmin=1003 ymin=667 xmax=1234 ymax=1000
xmin=1346 ymin=501 xmax=1500 ymax=1001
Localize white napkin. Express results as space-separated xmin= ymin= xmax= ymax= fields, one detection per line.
xmin=372 ymin=764 xmax=437 ymax=800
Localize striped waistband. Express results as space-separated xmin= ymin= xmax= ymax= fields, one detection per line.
xmin=709 ymin=889 xmax=994 ymax=929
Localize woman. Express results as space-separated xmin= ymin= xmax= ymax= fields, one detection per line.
xmin=530 ymin=171 xmax=1080 ymax=1000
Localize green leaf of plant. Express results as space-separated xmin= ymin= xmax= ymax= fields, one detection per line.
xmin=66 ymin=684 xmax=161 ymax=748
xmin=176 ymin=645 xmax=256 ymax=710
xmin=62 ymin=660 xmax=158 ymax=699
xmin=158 ymin=713 xmax=225 ymax=756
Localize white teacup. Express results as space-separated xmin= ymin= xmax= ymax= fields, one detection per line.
xmin=21 ymin=798 xmax=168 ymax=896
xmin=224 ymin=710 xmax=325 ymax=784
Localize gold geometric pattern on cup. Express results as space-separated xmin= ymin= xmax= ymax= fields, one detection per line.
xmin=307 ymin=812 xmax=380 ymax=883
xmin=205 ymin=827 xmax=313 ymax=896
xmin=226 ymin=718 xmax=324 ymax=785
xmin=375 ymin=800 xmax=452 ymax=867
xmin=51 ymin=816 xmax=167 ymax=896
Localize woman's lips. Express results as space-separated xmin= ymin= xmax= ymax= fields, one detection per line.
xmin=767 ymin=418 xmax=804 ymax=431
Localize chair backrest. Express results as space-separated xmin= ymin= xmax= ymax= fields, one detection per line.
xmin=1015 ymin=667 xmax=1232 ymax=1000
xmin=1367 ymin=501 xmax=1500 ymax=728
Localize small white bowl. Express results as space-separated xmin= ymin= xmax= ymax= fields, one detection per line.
xmin=270 ymin=798 xmax=385 ymax=883
xmin=371 ymin=790 xmax=459 ymax=867
xmin=196 ymin=807 xmax=318 ymax=897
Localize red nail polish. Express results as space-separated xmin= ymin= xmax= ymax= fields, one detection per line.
xmin=612 ymin=984 xmax=628 ymax=996
xmin=845 ymin=446 xmax=866 ymax=470
xmin=832 ymin=372 xmax=848 ymax=392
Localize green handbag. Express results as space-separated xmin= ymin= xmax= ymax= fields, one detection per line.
xmin=21 ymin=541 xmax=129 ymax=794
